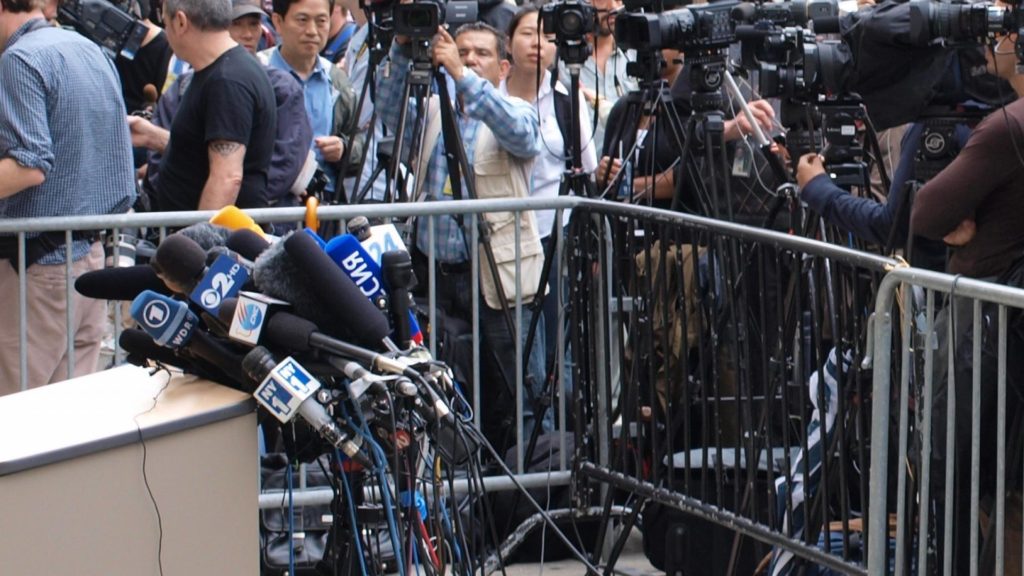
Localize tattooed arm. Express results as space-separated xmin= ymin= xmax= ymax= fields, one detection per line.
xmin=199 ymin=139 xmax=246 ymax=210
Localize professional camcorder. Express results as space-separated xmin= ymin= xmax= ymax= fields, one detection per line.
xmin=59 ymin=0 xmax=148 ymax=60
xmin=908 ymin=0 xmax=1022 ymax=43
xmin=615 ymin=0 xmax=739 ymax=51
xmin=393 ymin=0 xmax=478 ymax=38
xmin=757 ymin=29 xmax=854 ymax=100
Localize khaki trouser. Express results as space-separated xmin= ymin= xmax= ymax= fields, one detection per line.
xmin=0 ymin=242 xmax=106 ymax=396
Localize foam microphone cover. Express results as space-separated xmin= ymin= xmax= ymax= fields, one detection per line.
xmin=120 ymin=328 xmax=183 ymax=367
xmin=252 ymin=235 xmax=323 ymax=323
xmin=151 ymin=233 xmax=208 ymax=294
xmin=75 ymin=265 xmax=174 ymax=300
xmin=283 ymin=231 xmax=390 ymax=346
xmin=226 ymin=228 xmax=271 ymax=261
xmin=177 ymin=222 xmax=230 ymax=250
xmin=262 ymin=310 xmax=319 ymax=353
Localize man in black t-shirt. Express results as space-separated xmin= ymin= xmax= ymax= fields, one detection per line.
xmin=128 ymin=0 xmax=276 ymax=211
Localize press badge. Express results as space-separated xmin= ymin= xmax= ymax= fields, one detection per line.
xmin=732 ymin=145 xmax=752 ymax=178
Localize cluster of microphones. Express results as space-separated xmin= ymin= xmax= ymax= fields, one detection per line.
xmin=76 ymin=208 xmax=476 ymax=467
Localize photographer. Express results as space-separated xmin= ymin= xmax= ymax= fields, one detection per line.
xmin=375 ymin=22 xmax=550 ymax=442
xmin=596 ymin=49 xmax=774 ymax=209
xmin=558 ymin=0 xmax=636 ymax=156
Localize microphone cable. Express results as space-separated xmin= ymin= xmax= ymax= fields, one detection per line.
xmin=132 ymin=367 xmax=173 ymax=576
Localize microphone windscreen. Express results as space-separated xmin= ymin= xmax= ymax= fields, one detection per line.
xmin=226 ymin=229 xmax=271 ymax=261
xmin=217 ymin=297 xmax=239 ymax=327
xmin=253 ymin=234 xmax=322 ymax=323
xmin=75 ymin=265 xmax=173 ymax=300
xmin=177 ymin=222 xmax=230 ymax=250
xmin=120 ymin=328 xmax=183 ymax=367
xmin=263 ymin=310 xmax=319 ymax=353
xmin=151 ymin=233 xmax=207 ymax=294
xmin=283 ymin=231 xmax=390 ymax=346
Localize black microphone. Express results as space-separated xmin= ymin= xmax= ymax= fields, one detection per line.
xmin=381 ymin=250 xmax=417 ymax=348
xmin=152 ymin=232 xmax=253 ymax=318
xmin=75 ymin=265 xmax=175 ymax=301
xmin=118 ymin=327 xmax=243 ymax=384
xmin=225 ymin=228 xmax=271 ymax=261
xmin=282 ymin=231 xmax=391 ymax=347
xmin=150 ymin=233 xmax=208 ymax=295
xmin=119 ymin=327 xmax=184 ymax=368
xmin=251 ymin=231 xmax=390 ymax=346
xmin=242 ymin=346 xmax=372 ymax=467
xmin=130 ymin=290 xmax=250 ymax=389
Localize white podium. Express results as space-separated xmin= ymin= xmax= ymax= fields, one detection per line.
xmin=0 ymin=365 xmax=258 ymax=576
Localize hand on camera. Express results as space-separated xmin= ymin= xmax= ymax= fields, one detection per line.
xmin=432 ymin=26 xmax=465 ymax=81
xmin=724 ymin=99 xmax=775 ymax=142
xmin=796 ymin=153 xmax=826 ymax=188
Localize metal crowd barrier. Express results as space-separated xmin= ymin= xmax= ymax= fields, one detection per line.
xmin=564 ymin=200 xmax=899 ymax=575
xmin=868 ymin=267 xmax=1024 ymax=576
xmin=0 ymin=198 xmax=581 ymax=475
xmin=14 ymin=198 xmax=1024 ymax=574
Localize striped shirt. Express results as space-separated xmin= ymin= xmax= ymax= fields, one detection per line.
xmin=376 ymin=44 xmax=540 ymax=263
xmin=0 ymin=20 xmax=135 ymax=263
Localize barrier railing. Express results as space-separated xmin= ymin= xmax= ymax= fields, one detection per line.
xmin=16 ymin=199 xmax=1024 ymax=574
xmin=868 ymin=267 xmax=1024 ymax=576
xmin=0 ymin=198 xmax=581 ymax=473
xmin=564 ymin=200 xmax=898 ymax=575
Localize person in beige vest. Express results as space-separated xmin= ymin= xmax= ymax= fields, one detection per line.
xmin=375 ymin=22 xmax=552 ymax=447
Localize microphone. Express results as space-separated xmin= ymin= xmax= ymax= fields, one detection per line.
xmin=177 ymin=222 xmax=230 ymax=250
xmin=328 ymin=350 xmax=475 ymax=464
xmin=324 ymin=236 xmax=423 ymax=346
xmin=119 ymin=327 xmax=184 ymax=368
xmin=152 ymin=233 xmax=251 ymax=315
xmin=282 ymin=231 xmax=391 ymax=347
xmin=75 ymin=265 xmax=175 ymax=301
xmin=210 ymin=205 xmax=266 ymax=238
xmin=225 ymin=228 xmax=271 ymax=261
xmin=242 ymin=346 xmax=371 ymax=466
xmin=119 ymin=327 xmax=242 ymax=384
xmin=151 ymin=233 xmax=208 ymax=295
xmin=381 ymin=250 xmax=420 ymax=347
xmin=129 ymin=290 xmax=249 ymax=388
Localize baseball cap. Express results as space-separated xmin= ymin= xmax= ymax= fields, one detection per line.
xmin=232 ymin=0 xmax=264 ymax=20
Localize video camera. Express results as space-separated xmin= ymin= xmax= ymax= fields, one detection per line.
xmin=615 ymin=0 xmax=739 ymax=52
xmin=756 ymin=28 xmax=854 ymax=100
xmin=58 ymin=0 xmax=148 ymax=60
xmin=541 ymin=0 xmax=595 ymax=64
xmin=908 ymin=0 xmax=1022 ymax=44
xmin=393 ymin=0 xmax=478 ymax=38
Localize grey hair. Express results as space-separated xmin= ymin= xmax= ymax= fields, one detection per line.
xmin=163 ymin=0 xmax=232 ymax=30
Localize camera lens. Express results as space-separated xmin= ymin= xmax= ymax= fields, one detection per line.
xmin=560 ymin=10 xmax=584 ymax=36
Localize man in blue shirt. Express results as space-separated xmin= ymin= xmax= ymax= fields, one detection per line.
xmin=376 ymin=23 xmax=551 ymax=444
xmin=259 ymin=0 xmax=362 ymax=203
xmin=0 ymin=0 xmax=135 ymax=394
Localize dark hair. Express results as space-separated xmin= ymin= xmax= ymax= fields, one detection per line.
xmin=271 ymin=0 xmax=334 ymax=17
xmin=0 ymin=0 xmax=45 ymax=12
xmin=453 ymin=21 xmax=508 ymax=62
xmin=507 ymin=2 xmax=542 ymax=40
xmin=164 ymin=0 xmax=232 ymax=30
